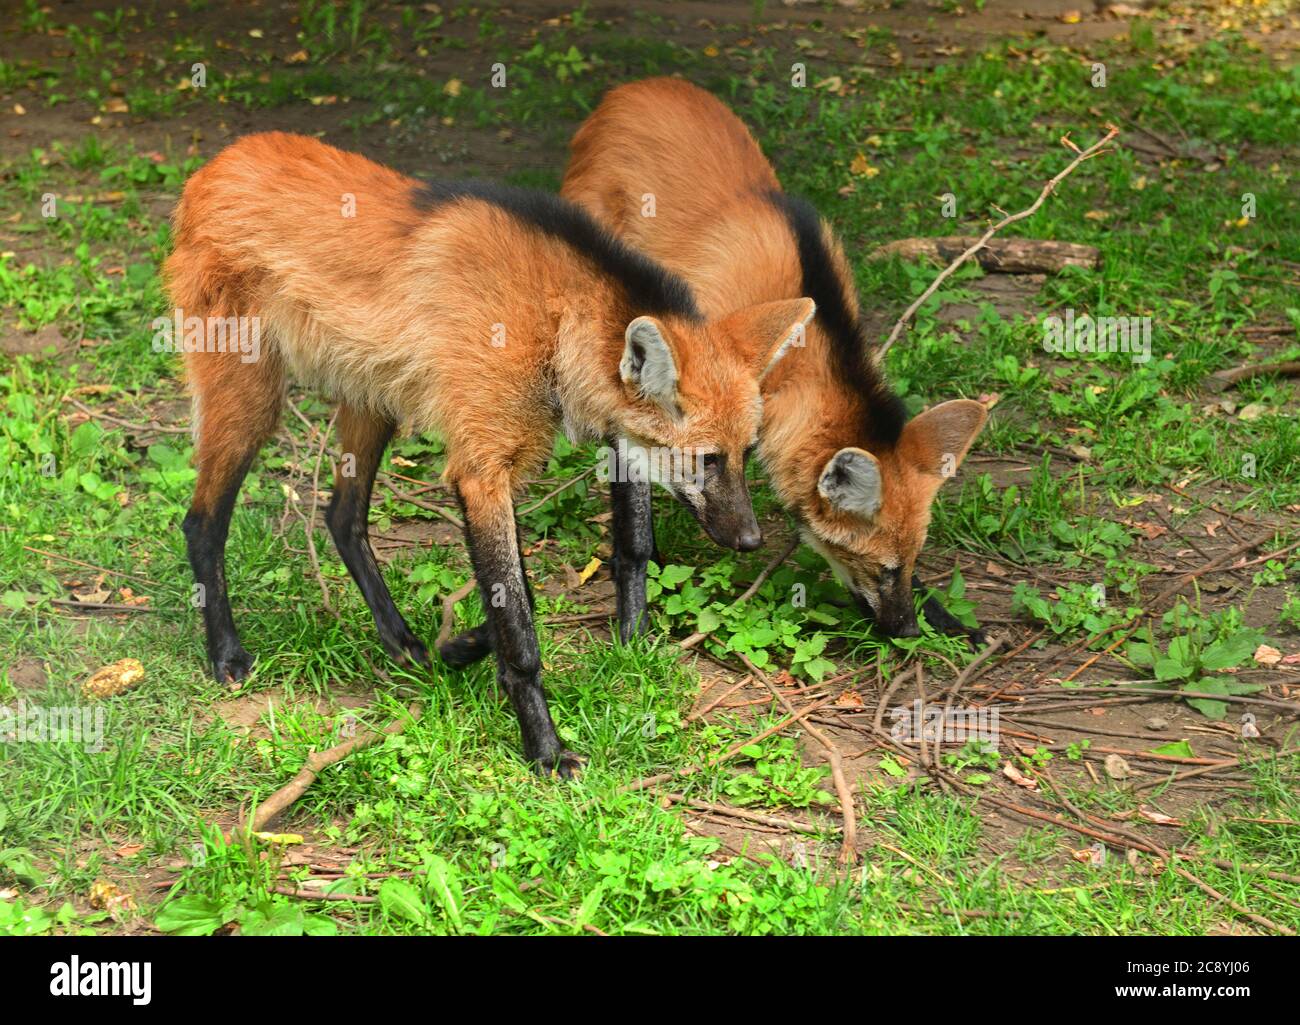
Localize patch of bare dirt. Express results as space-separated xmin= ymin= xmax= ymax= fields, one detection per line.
xmin=200 ymin=684 xmax=373 ymax=742
xmin=7 ymin=657 xmax=50 ymax=692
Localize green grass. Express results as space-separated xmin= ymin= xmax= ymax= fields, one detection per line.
xmin=1 ymin=4 xmax=1298 ymax=935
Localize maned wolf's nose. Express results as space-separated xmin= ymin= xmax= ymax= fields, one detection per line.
xmin=879 ymin=605 xmax=920 ymax=638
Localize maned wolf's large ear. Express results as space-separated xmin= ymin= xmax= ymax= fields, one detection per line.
xmin=622 ymin=316 xmax=680 ymax=411
xmin=818 ymin=447 xmax=883 ymax=519
xmin=902 ymin=399 xmax=988 ymax=480
xmin=722 ymin=297 xmax=817 ymax=378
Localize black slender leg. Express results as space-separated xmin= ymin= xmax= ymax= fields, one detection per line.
xmin=325 ymin=406 xmax=427 ymax=665
xmin=439 ymin=622 xmax=493 ymax=667
xmin=455 ymin=482 xmax=582 ymax=777
xmin=183 ymin=457 xmax=257 ymax=683
xmin=444 ymin=468 xmax=659 ymax=660
xmin=610 ymin=474 xmax=654 ymax=642
xmin=914 ymin=573 xmax=987 ymax=647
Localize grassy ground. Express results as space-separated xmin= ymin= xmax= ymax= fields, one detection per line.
xmin=1 ymin=0 xmax=1298 ymax=936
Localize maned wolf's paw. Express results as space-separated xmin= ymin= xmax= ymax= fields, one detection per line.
xmin=534 ymin=749 xmax=587 ymax=780
xmin=438 ymin=626 xmax=493 ymax=669
xmin=967 ymin=626 xmax=989 ymax=649
xmin=212 ymin=648 xmax=254 ymax=684
xmin=383 ymin=630 xmax=429 ymax=667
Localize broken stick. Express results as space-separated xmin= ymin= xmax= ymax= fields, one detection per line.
xmin=879 ymin=124 xmax=1119 ymax=355
xmin=870 ymin=237 xmax=1100 ymax=274
xmin=246 ymin=702 xmax=422 ymax=833
xmin=1204 ymin=359 xmax=1300 ymax=393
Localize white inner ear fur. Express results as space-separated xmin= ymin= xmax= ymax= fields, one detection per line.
xmin=621 ymin=317 xmax=679 ymax=410
xmin=761 ymin=301 xmax=817 ymax=379
xmin=818 ymin=447 xmax=883 ymax=519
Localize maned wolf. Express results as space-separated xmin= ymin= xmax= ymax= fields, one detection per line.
xmin=560 ymin=79 xmax=988 ymax=641
xmin=165 ymin=131 xmax=814 ymax=774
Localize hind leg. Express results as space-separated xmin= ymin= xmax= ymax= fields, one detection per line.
xmin=182 ymin=354 xmax=283 ymax=683
xmin=326 ymin=403 xmax=427 ymax=666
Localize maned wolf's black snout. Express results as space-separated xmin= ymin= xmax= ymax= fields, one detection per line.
xmin=696 ymin=473 xmax=762 ymax=552
xmin=854 ymin=589 xmax=921 ymax=639
xmin=701 ymin=514 xmax=762 ymax=552
xmin=883 ymin=616 xmax=921 ymax=639
xmin=876 ymin=590 xmax=920 ymax=638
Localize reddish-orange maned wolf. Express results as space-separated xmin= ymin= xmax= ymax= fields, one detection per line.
xmin=165 ymin=131 xmax=814 ymax=775
xmin=559 ymin=78 xmax=989 ymax=641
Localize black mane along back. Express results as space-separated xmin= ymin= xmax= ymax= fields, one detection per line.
xmin=766 ymin=190 xmax=907 ymax=448
xmin=412 ymin=181 xmax=701 ymax=322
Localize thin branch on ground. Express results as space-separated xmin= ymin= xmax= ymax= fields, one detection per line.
xmin=879 ymin=124 xmax=1119 ymax=354
xmin=1147 ymin=527 xmax=1278 ymax=608
xmin=1205 ymin=359 xmax=1300 ymax=392
xmin=297 ymin=408 xmax=337 ymax=613
xmin=244 ymin=702 xmax=422 ymax=834
xmin=518 ymin=467 xmax=596 ymax=516
xmin=663 ymin=793 xmax=837 ymax=837
xmin=679 ymin=536 xmax=799 ymax=650
xmin=23 ymin=545 xmax=156 ymax=585
xmin=436 ymin=578 xmax=478 ymax=649
xmin=381 ymin=479 xmax=464 ymax=528
xmin=65 ymin=395 xmax=191 ymax=435
xmin=740 ymin=653 xmax=858 ymax=865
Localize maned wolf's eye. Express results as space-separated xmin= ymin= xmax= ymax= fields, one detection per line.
xmin=701 ymin=452 xmax=724 ymax=475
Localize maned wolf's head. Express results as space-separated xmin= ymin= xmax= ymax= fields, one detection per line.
xmin=614 ymin=297 xmax=815 ymax=552
xmin=799 ymin=400 xmax=987 ymax=636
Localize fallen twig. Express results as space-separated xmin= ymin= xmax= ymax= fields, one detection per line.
xmin=663 ymin=793 xmax=837 ymax=836
xmin=679 ymin=536 xmax=799 ymax=650
xmin=272 ymin=886 xmax=377 ymax=904
xmin=300 ymin=409 xmax=336 ymax=613
xmin=1009 ymin=685 xmax=1300 ymax=716
xmin=518 ymin=467 xmax=596 ymax=516
xmin=65 ymin=395 xmax=191 ymax=435
xmin=1147 ymin=527 xmax=1277 ymax=609
xmin=23 ymin=545 xmax=156 ymax=585
xmin=50 ymin=598 xmax=160 ymax=613
xmin=740 ymin=653 xmax=858 ymax=864
xmin=244 ymin=702 xmax=422 ymax=834
xmin=436 ymin=578 xmax=478 ymax=649
xmin=382 ymin=480 xmax=464 ymax=528
xmin=869 ymin=236 xmax=1100 ymax=274
xmin=880 ymin=124 xmax=1119 ymax=354
xmin=1205 ymin=360 xmax=1300 ymax=393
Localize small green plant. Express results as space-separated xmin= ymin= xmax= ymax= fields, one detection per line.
xmin=157 ymin=830 xmax=340 ymax=936
xmin=722 ymin=736 xmax=834 ymax=809
xmin=1022 ymin=746 xmax=1054 ymax=769
xmin=943 ymin=740 xmax=999 ymax=784
xmin=0 ymin=898 xmax=105 ymax=936
xmin=1253 ymin=560 xmax=1288 ymax=587
xmin=1125 ymin=604 xmax=1266 ymax=719
xmin=1280 ymin=591 xmax=1300 ymax=632
xmin=520 ymin=42 xmax=592 ymax=82
xmin=1066 ymin=739 xmax=1092 ymax=761
xmin=1012 ymin=581 xmax=1133 ymax=637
